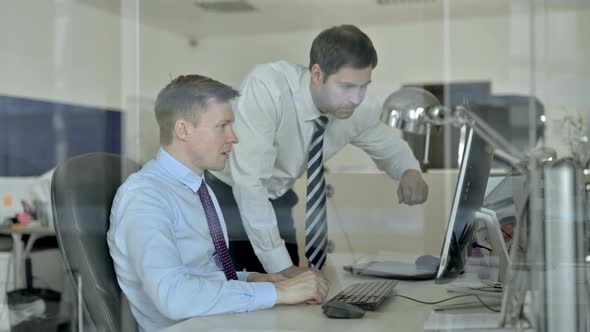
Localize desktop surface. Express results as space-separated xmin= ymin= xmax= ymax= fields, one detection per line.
xmin=163 ymin=166 xmax=509 ymax=332
xmin=162 ymin=254 xmax=475 ymax=332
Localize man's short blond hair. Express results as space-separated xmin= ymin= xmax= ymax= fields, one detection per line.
xmin=154 ymin=74 xmax=239 ymax=145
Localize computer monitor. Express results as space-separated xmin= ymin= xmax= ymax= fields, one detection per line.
xmin=344 ymin=126 xmax=495 ymax=281
xmin=435 ymin=126 xmax=494 ymax=281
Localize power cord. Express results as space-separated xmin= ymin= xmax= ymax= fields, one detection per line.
xmin=32 ymin=276 xmax=51 ymax=289
xmin=460 ymin=286 xmax=501 ymax=292
xmin=472 ymin=243 xmax=492 ymax=252
xmin=327 ymin=195 xmax=358 ymax=263
xmin=394 ymin=293 xmax=501 ymax=312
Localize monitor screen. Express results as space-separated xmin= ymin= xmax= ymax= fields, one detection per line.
xmin=435 ymin=126 xmax=494 ymax=281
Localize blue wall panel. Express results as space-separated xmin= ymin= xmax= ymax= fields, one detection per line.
xmin=0 ymin=95 xmax=121 ymax=176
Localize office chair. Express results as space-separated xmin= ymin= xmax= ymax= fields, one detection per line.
xmin=51 ymin=153 xmax=140 ymax=332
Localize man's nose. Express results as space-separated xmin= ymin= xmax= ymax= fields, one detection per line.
xmin=349 ymin=89 xmax=363 ymax=105
xmin=227 ymin=127 xmax=239 ymax=144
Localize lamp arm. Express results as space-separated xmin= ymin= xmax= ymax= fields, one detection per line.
xmin=456 ymin=106 xmax=527 ymax=173
xmin=417 ymin=103 xmax=534 ymax=173
xmin=423 ymin=123 xmax=431 ymax=166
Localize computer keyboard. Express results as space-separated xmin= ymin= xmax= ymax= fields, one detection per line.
xmin=325 ymin=279 xmax=398 ymax=311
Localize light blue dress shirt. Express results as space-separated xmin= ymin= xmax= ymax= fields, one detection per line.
xmin=107 ymin=148 xmax=276 ymax=332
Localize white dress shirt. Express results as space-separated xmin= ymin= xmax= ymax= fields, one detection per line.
xmin=108 ymin=148 xmax=276 ymax=332
xmin=211 ymin=61 xmax=420 ymax=273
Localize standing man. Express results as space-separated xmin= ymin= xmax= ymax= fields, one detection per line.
xmin=208 ymin=24 xmax=428 ymax=278
xmin=108 ymin=75 xmax=329 ymax=332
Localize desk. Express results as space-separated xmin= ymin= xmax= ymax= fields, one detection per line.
xmin=163 ymin=171 xmax=508 ymax=331
xmin=0 ymin=222 xmax=55 ymax=289
xmin=162 ymin=254 xmax=477 ymax=332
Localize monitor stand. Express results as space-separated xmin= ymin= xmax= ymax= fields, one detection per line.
xmin=434 ymin=207 xmax=509 ymax=311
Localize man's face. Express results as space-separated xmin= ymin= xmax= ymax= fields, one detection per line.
xmin=311 ymin=65 xmax=372 ymax=119
xmin=184 ymin=100 xmax=238 ymax=174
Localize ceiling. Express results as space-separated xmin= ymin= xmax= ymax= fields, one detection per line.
xmin=77 ymin=0 xmax=587 ymax=39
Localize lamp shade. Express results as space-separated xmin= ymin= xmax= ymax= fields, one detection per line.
xmin=380 ymin=87 xmax=441 ymax=135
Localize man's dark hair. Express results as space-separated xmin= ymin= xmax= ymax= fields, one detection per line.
xmin=154 ymin=74 xmax=239 ymax=145
xmin=309 ymin=25 xmax=378 ymax=81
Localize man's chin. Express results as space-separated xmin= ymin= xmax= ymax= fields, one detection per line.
xmin=208 ymin=163 xmax=226 ymax=172
xmin=335 ymin=111 xmax=354 ymax=119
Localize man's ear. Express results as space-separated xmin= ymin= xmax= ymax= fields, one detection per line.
xmin=310 ymin=64 xmax=324 ymax=85
xmin=174 ymin=119 xmax=190 ymax=142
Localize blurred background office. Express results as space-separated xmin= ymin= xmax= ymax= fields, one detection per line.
xmin=0 ymin=0 xmax=589 ymax=331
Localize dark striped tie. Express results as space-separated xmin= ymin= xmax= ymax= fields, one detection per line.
xmin=198 ymin=181 xmax=238 ymax=281
xmin=305 ymin=116 xmax=329 ymax=269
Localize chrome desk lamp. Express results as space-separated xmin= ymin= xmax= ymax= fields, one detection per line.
xmin=380 ymin=87 xmax=531 ymax=172
xmin=380 ymin=87 xmax=590 ymax=331
xmin=380 ymin=87 xmax=441 ymax=169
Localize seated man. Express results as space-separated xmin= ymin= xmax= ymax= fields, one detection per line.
xmin=107 ymin=74 xmax=329 ymax=332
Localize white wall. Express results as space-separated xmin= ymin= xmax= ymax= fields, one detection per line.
xmin=0 ymin=0 xmax=205 ymax=109
xmin=1 ymin=1 xmax=588 ymax=165
xmin=1 ymin=0 xmax=120 ymax=108
xmin=0 ymin=0 xmax=203 ymax=163
xmin=188 ymin=10 xmax=590 ymax=166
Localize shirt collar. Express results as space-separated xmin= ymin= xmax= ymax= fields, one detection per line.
xmin=298 ymin=70 xmax=333 ymax=122
xmin=156 ymin=147 xmax=203 ymax=193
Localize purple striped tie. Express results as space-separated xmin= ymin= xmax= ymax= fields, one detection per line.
xmin=198 ymin=181 xmax=238 ymax=281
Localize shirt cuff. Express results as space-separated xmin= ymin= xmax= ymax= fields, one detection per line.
xmin=237 ymin=271 xmax=250 ymax=282
xmin=250 ymin=282 xmax=277 ymax=308
xmin=257 ymin=245 xmax=293 ymax=273
xmin=392 ymin=159 xmax=421 ymax=179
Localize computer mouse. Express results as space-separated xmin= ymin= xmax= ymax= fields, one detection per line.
xmin=322 ymin=302 xmax=365 ymax=319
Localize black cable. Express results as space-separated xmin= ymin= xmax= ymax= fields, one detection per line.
xmin=33 ymin=276 xmax=51 ymax=288
xmin=394 ymin=293 xmax=501 ymax=312
xmin=472 ymin=243 xmax=492 ymax=252
xmin=501 ymin=228 xmax=512 ymax=239
xmin=470 ymin=286 xmax=502 ymax=292
xmin=327 ymin=195 xmax=358 ymax=262
xmin=454 ymin=284 xmax=501 ymax=292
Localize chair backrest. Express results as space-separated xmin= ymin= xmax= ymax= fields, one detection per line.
xmin=51 ymin=153 xmax=140 ymax=331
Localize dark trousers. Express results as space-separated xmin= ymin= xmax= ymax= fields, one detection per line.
xmin=205 ymin=171 xmax=299 ymax=273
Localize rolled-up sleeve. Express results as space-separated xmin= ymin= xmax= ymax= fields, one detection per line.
xmin=351 ymin=99 xmax=421 ymax=179
xmin=115 ymin=187 xmax=276 ymax=320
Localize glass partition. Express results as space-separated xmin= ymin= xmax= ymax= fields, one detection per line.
xmin=1 ymin=0 xmax=588 ymax=330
